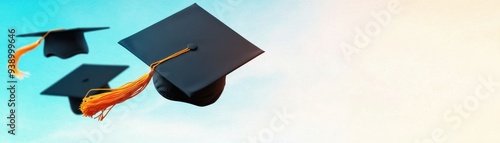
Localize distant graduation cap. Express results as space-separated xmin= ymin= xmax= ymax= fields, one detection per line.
xmin=80 ymin=3 xmax=263 ymax=121
xmin=41 ymin=64 xmax=128 ymax=114
xmin=17 ymin=27 xmax=109 ymax=59
xmin=11 ymin=27 xmax=109 ymax=79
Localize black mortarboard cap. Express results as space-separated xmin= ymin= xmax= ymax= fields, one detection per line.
xmin=17 ymin=27 xmax=109 ymax=59
xmin=118 ymin=3 xmax=264 ymax=106
xmin=41 ymin=64 xmax=128 ymax=114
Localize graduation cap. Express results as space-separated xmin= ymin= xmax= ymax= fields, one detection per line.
xmin=17 ymin=27 xmax=109 ymax=59
xmin=11 ymin=27 xmax=109 ymax=79
xmin=80 ymin=3 xmax=263 ymax=121
xmin=41 ymin=64 xmax=128 ymax=114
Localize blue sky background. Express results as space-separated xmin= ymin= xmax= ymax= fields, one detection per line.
xmin=0 ymin=0 xmax=319 ymax=142
xmin=2 ymin=0 xmax=500 ymax=143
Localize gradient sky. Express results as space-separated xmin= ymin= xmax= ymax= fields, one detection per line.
xmin=1 ymin=0 xmax=500 ymax=142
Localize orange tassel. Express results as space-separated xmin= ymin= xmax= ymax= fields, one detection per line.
xmin=11 ymin=29 xmax=64 ymax=79
xmin=80 ymin=48 xmax=191 ymax=121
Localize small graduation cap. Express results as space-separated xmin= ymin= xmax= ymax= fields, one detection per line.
xmin=41 ymin=64 xmax=128 ymax=114
xmin=80 ymin=3 xmax=264 ymax=121
xmin=17 ymin=27 xmax=109 ymax=58
xmin=11 ymin=27 xmax=108 ymax=79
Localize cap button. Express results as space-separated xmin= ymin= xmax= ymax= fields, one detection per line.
xmin=187 ymin=43 xmax=197 ymax=51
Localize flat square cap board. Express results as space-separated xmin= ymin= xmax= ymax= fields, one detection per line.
xmin=118 ymin=3 xmax=264 ymax=106
xmin=17 ymin=27 xmax=109 ymax=59
xmin=41 ymin=64 xmax=128 ymax=114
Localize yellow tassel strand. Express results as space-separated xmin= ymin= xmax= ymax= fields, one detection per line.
xmin=80 ymin=48 xmax=191 ymax=121
xmin=10 ymin=28 xmax=65 ymax=79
